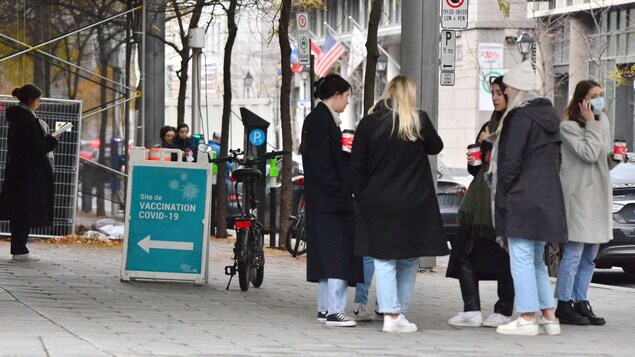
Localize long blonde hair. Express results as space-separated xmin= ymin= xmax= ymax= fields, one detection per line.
xmin=370 ymin=75 xmax=421 ymax=141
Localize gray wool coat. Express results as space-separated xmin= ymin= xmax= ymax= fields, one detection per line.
xmin=559 ymin=114 xmax=615 ymax=244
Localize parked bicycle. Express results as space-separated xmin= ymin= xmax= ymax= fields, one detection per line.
xmin=210 ymin=148 xmax=289 ymax=291
xmin=285 ymin=175 xmax=306 ymax=257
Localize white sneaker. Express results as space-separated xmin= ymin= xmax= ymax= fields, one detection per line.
xmin=382 ymin=314 xmax=417 ymax=333
xmin=353 ymin=304 xmax=375 ymax=322
xmin=496 ymin=317 xmax=539 ymax=336
xmin=482 ymin=313 xmax=512 ymax=327
xmin=537 ymin=316 xmax=561 ymax=336
xmin=11 ymin=253 xmax=40 ymax=262
xmin=448 ymin=311 xmax=483 ymax=327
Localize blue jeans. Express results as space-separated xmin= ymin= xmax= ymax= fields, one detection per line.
xmin=355 ymin=256 xmax=375 ymax=304
xmin=374 ymin=258 xmax=419 ymax=314
xmin=507 ymin=238 xmax=555 ymax=313
xmin=554 ymin=242 xmax=600 ymax=301
xmin=317 ymin=279 xmax=348 ymax=314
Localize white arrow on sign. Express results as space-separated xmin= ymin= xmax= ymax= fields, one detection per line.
xmin=138 ymin=235 xmax=194 ymax=253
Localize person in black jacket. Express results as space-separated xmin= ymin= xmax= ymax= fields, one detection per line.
xmin=493 ymin=61 xmax=567 ymax=336
xmin=300 ymin=74 xmax=362 ymax=327
xmin=174 ymin=123 xmax=196 ymax=162
xmin=447 ymin=76 xmax=514 ymax=328
xmin=350 ymin=75 xmax=447 ymax=333
xmin=0 ymin=84 xmax=58 ymax=261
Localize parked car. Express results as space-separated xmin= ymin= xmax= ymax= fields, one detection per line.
xmin=545 ymin=160 xmax=635 ymax=278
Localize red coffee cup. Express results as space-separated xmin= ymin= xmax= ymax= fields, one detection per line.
xmin=342 ymin=130 xmax=354 ymax=153
xmin=467 ymin=143 xmax=482 ymax=166
xmin=614 ymin=139 xmax=627 ymax=161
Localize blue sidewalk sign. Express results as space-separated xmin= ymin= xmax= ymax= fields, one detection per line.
xmin=249 ymin=129 xmax=266 ymax=146
xmin=121 ymin=147 xmax=212 ymax=284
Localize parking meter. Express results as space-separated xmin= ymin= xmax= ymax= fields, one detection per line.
xmin=240 ymin=107 xmax=270 ymax=225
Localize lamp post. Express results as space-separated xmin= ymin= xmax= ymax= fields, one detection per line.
xmin=243 ymin=71 xmax=253 ymax=98
xmin=300 ymin=66 xmax=310 ymax=119
xmin=377 ymin=53 xmax=388 ymax=96
xmin=516 ymin=32 xmax=535 ymax=62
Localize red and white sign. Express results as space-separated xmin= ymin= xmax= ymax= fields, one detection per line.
xmin=478 ymin=43 xmax=504 ymax=69
xmin=442 ymin=0 xmax=469 ymax=29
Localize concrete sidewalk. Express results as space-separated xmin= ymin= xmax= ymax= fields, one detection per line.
xmin=0 ymin=238 xmax=631 ymax=356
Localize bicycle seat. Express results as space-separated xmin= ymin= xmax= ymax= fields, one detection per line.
xmin=231 ymin=167 xmax=262 ymax=182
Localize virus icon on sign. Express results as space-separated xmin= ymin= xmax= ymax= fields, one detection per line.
xmin=180 ymin=173 xmax=188 ymax=181
xmin=182 ymin=183 xmax=199 ymax=200
xmin=168 ymin=180 xmax=180 ymax=190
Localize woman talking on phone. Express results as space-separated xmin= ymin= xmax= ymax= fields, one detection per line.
xmin=554 ymin=79 xmax=616 ymax=326
xmin=0 ymin=84 xmax=58 ymax=261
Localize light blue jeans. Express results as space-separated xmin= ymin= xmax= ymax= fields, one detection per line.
xmin=555 ymin=242 xmax=600 ymax=302
xmin=374 ymin=258 xmax=420 ymax=314
xmin=355 ymin=256 xmax=375 ymax=304
xmin=317 ymin=279 xmax=348 ymax=314
xmin=507 ymin=238 xmax=555 ymax=313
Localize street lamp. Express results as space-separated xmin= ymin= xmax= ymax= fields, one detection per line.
xmin=376 ymin=53 xmax=388 ymax=96
xmin=516 ymin=32 xmax=535 ymax=62
xmin=243 ymin=71 xmax=253 ymax=98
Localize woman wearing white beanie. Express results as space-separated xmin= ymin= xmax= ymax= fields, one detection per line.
xmin=490 ymin=61 xmax=568 ymax=336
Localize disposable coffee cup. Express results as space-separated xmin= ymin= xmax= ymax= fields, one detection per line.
xmin=614 ymin=139 xmax=627 ymax=161
xmin=342 ymin=130 xmax=355 ymax=153
xmin=467 ymin=143 xmax=482 ymax=166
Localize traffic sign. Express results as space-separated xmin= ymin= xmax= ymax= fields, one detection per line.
xmin=442 ymin=0 xmax=469 ymax=29
xmin=296 ymin=12 xmax=310 ymax=65
xmin=441 ymin=72 xmax=455 ymax=86
xmin=249 ymin=128 xmax=266 ymax=146
xmin=441 ymin=30 xmax=456 ymax=72
xmin=121 ymin=147 xmax=212 ymax=284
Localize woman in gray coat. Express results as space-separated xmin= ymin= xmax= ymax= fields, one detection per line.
xmin=555 ymin=80 xmax=616 ymax=326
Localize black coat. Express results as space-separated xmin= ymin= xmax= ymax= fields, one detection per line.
xmin=300 ymin=102 xmax=362 ymax=284
xmin=495 ymin=98 xmax=567 ymax=243
xmin=0 ymin=105 xmax=58 ymax=227
xmin=350 ymin=102 xmax=449 ymax=259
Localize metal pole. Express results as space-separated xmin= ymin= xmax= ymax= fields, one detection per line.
xmin=309 ymin=51 xmax=315 ymax=109
xmin=269 ymin=185 xmax=277 ymax=247
xmin=140 ymin=0 xmax=146 ymax=146
xmin=191 ymin=48 xmax=201 ymax=134
xmin=401 ymin=0 xmax=439 ymax=270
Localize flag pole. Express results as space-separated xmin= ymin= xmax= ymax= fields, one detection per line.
xmin=347 ymin=16 xmax=401 ymax=71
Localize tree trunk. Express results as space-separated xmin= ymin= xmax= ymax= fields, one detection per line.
xmin=97 ymin=50 xmax=109 ymax=217
xmin=362 ymin=0 xmax=383 ymax=115
xmin=277 ymin=0 xmax=293 ymax=249
xmin=177 ymin=55 xmax=189 ymax=125
xmin=215 ymin=0 xmax=239 ymax=238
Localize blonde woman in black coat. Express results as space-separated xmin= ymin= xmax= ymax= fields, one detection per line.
xmin=0 ymin=84 xmax=58 ymax=261
xmin=350 ymin=75 xmax=447 ymax=332
xmin=300 ymin=74 xmax=363 ymax=327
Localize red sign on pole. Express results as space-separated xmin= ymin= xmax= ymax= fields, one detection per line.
xmin=442 ymin=0 xmax=468 ymax=29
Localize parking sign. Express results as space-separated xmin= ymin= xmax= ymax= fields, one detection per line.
xmin=442 ymin=0 xmax=469 ymax=29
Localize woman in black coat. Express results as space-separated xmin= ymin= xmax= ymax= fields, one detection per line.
xmin=300 ymin=74 xmax=362 ymax=327
xmin=493 ymin=61 xmax=567 ymax=336
xmin=350 ymin=75 xmax=448 ymax=333
xmin=0 ymin=84 xmax=58 ymax=261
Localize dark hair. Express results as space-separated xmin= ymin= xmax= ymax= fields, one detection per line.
xmin=565 ymin=79 xmax=602 ymax=126
xmin=490 ymin=75 xmax=508 ymax=120
xmin=12 ymin=84 xmax=42 ymax=105
xmin=313 ymin=74 xmax=351 ymax=100
xmin=176 ymin=123 xmax=189 ymax=133
xmin=160 ymin=125 xmax=176 ymax=141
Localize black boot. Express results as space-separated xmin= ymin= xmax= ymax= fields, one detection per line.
xmin=555 ymin=300 xmax=591 ymax=325
xmin=574 ymin=300 xmax=606 ymax=326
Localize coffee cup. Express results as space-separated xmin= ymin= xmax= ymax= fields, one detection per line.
xmin=614 ymin=139 xmax=627 ymax=161
xmin=342 ymin=130 xmax=354 ymax=153
xmin=467 ymin=143 xmax=482 ymax=166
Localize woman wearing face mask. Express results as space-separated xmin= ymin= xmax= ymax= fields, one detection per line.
xmin=554 ymin=80 xmax=616 ymax=326
xmin=300 ymin=74 xmax=363 ymax=327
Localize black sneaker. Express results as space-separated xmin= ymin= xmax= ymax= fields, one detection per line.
xmin=325 ymin=312 xmax=357 ymax=327
xmin=317 ymin=311 xmax=328 ymax=323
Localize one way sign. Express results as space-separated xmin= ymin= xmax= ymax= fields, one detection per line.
xmin=441 ymin=30 xmax=456 ymax=71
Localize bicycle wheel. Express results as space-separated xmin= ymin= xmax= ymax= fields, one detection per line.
xmin=285 ymin=215 xmax=306 ymax=257
xmin=251 ymin=227 xmax=264 ymax=287
xmin=237 ymin=229 xmax=252 ymax=291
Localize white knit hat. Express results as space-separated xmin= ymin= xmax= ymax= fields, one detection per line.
xmin=503 ymin=61 xmax=536 ymax=91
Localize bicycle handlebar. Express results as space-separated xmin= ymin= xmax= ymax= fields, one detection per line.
xmin=210 ymin=149 xmax=290 ymax=166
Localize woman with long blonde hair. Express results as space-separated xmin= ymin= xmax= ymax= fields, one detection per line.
xmin=350 ymin=75 xmax=448 ymax=332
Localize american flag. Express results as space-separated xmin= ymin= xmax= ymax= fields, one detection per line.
xmin=314 ymin=34 xmax=346 ymax=77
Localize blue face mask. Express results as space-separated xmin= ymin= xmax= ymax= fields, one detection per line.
xmin=588 ymin=97 xmax=605 ymax=115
